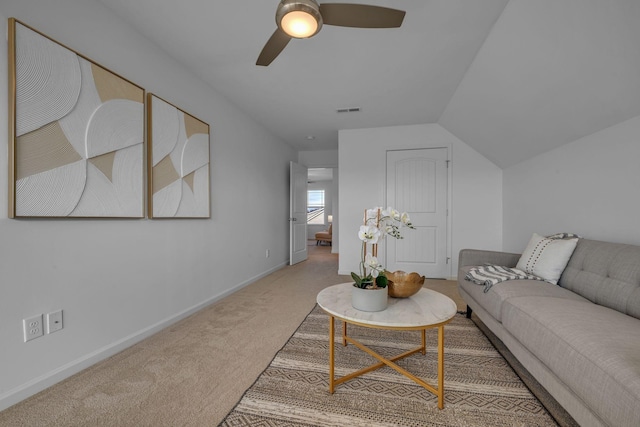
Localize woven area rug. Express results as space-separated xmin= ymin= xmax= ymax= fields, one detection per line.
xmin=220 ymin=305 xmax=558 ymax=426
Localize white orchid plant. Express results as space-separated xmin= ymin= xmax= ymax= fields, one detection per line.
xmin=352 ymin=207 xmax=415 ymax=289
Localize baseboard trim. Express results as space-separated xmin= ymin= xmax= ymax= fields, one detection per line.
xmin=0 ymin=261 xmax=288 ymax=412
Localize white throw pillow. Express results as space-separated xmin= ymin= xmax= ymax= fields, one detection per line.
xmin=515 ymin=233 xmax=578 ymax=285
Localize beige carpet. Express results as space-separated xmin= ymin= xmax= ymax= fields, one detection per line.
xmin=0 ymin=244 xmax=466 ymax=426
xmin=220 ymin=306 xmax=558 ymax=426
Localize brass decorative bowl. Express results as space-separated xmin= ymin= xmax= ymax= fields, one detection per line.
xmin=386 ymin=271 xmax=425 ymax=298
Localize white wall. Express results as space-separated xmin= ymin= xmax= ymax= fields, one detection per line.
xmin=503 ymin=115 xmax=640 ymax=252
xmin=0 ymin=0 xmax=296 ymax=410
xmin=338 ymin=124 xmax=503 ymax=279
xmin=298 ymin=150 xmax=338 ymax=168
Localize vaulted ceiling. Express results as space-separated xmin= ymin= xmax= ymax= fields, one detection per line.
xmin=97 ymin=0 xmax=640 ymax=168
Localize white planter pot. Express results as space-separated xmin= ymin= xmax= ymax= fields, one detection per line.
xmin=351 ymin=286 xmax=388 ymax=312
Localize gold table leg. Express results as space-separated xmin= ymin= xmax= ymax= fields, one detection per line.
xmin=342 ymin=321 xmax=347 ymax=346
xmin=438 ymin=325 xmax=445 ymax=409
xmin=329 ymin=316 xmax=335 ymax=394
xmin=328 ymin=320 xmax=447 ymax=409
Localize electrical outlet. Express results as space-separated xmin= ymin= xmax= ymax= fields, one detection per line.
xmin=47 ymin=310 xmax=63 ymax=334
xmin=23 ymin=314 xmax=44 ymax=342
xmin=266 ymin=249 xmax=270 ymax=258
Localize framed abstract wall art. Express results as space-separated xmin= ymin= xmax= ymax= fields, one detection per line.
xmin=8 ymin=18 xmax=145 ymax=218
xmin=147 ymin=94 xmax=210 ymax=218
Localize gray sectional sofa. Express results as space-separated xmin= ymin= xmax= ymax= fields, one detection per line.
xmin=457 ymin=238 xmax=640 ymax=427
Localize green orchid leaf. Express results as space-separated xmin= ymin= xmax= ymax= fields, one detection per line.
xmin=351 ymin=272 xmax=362 ymax=287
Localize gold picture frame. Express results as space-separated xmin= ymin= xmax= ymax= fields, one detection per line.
xmin=8 ymin=18 xmax=145 ymax=218
xmin=147 ymin=94 xmax=211 ymax=218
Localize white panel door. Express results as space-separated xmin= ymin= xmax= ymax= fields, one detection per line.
xmin=290 ymin=161 xmax=308 ymax=265
xmin=386 ymin=148 xmax=448 ymax=278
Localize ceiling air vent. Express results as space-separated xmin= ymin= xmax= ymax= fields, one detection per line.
xmin=336 ymin=107 xmax=361 ymax=113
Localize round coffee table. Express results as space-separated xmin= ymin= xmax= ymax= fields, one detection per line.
xmin=316 ymin=282 xmax=457 ymax=409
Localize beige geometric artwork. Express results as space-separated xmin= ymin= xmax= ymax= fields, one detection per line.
xmin=147 ymin=94 xmax=210 ymax=218
xmin=8 ymin=19 xmax=144 ymax=218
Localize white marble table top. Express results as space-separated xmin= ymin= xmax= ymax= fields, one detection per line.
xmin=317 ymin=282 xmax=457 ymax=328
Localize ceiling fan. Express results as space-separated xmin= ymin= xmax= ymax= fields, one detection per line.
xmin=256 ymin=0 xmax=406 ymax=66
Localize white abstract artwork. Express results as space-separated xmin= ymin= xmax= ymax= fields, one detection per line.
xmin=9 ymin=19 xmax=144 ymax=218
xmin=148 ymin=94 xmax=210 ymax=218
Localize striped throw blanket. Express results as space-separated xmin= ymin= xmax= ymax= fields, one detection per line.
xmin=465 ymin=264 xmax=544 ymax=293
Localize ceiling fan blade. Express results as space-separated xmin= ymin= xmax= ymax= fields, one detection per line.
xmin=319 ymin=3 xmax=405 ymax=28
xmin=256 ymin=29 xmax=292 ymax=66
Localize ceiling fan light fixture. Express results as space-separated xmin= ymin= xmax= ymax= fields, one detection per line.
xmin=276 ymin=0 xmax=323 ymax=38
xmin=258 ymin=1 xmax=405 ymax=66
xmin=281 ymin=11 xmax=318 ymax=38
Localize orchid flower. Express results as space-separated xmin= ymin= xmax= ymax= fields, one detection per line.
xmin=364 ymin=253 xmax=382 ymax=277
xmin=382 ymin=207 xmax=400 ymax=221
xmin=352 ymin=206 xmax=416 ymax=288
xmin=358 ymin=225 xmax=380 ymax=244
xmin=365 ymin=208 xmax=381 ymax=226
xmin=401 ymin=212 xmax=414 ymax=227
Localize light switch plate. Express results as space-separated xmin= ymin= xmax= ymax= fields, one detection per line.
xmin=47 ymin=310 xmax=63 ymax=334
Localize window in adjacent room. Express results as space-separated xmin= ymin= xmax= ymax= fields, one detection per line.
xmin=307 ymin=190 xmax=325 ymax=225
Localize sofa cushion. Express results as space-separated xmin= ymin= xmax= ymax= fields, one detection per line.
xmin=459 ymin=266 xmax=588 ymax=322
xmin=560 ymin=239 xmax=640 ymax=319
xmin=516 ymin=233 xmax=578 ymax=285
xmin=502 ymin=297 xmax=640 ymax=427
